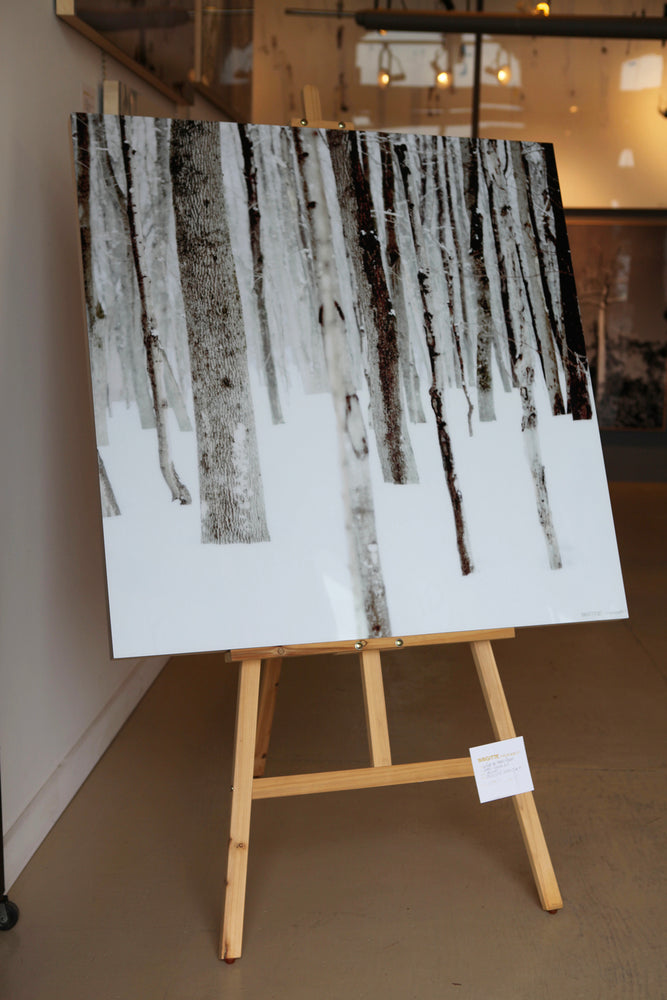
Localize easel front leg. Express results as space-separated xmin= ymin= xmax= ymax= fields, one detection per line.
xmin=221 ymin=658 xmax=262 ymax=962
xmin=470 ymin=640 xmax=563 ymax=912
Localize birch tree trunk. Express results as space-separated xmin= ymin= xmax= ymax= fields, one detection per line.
xmin=517 ymin=358 xmax=563 ymax=570
xmin=463 ymin=142 xmax=498 ymax=423
xmin=541 ymin=145 xmax=592 ymax=421
xmin=75 ymin=114 xmax=109 ymax=446
xmin=442 ymin=141 xmax=478 ymax=389
xmin=432 ymin=139 xmax=474 ymax=415
xmin=238 ymin=124 xmax=284 ymax=424
xmin=327 ymin=129 xmax=418 ymax=485
xmin=93 ymin=115 xmax=156 ymax=429
xmin=170 ymin=120 xmax=269 ymax=544
xmin=289 ymin=128 xmax=331 ymax=392
xmin=150 ymin=118 xmax=193 ymax=432
xmin=98 ymin=451 xmax=120 ymax=517
xmin=300 ymin=128 xmax=391 ymax=637
xmin=119 ymin=116 xmax=191 ymax=506
xmin=394 ymin=138 xmax=474 ymax=576
xmin=508 ymin=144 xmax=566 ymax=417
xmin=379 ymin=135 xmax=426 ymax=424
xmin=482 ymin=141 xmax=562 ymax=570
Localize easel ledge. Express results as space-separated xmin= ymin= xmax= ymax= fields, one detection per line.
xmin=226 ymin=626 xmax=516 ymax=661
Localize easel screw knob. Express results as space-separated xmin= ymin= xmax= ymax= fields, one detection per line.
xmin=337 ymin=121 xmax=346 ymax=129
xmin=354 ymin=640 xmax=366 ymax=650
xmin=300 ymin=118 xmax=308 ymax=126
xmin=395 ymin=638 xmax=404 ymax=647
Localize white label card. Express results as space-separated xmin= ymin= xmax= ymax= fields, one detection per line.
xmin=469 ymin=736 xmax=534 ymax=804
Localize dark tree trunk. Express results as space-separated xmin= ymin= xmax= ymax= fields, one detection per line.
xmin=91 ymin=115 xmax=156 ymax=429
xmin=75 ymin=114 xmax=109 ymax=445
xmin=542 ymin=145 xmax=593 ymax=421
xmin=379 ymin=136 xmax=426 ymax=425
xmin=327 ymin=129 xmax=418 ymax=485
xmin=464 ymin=142 xmax=496 ymax=422
xmin=238 ymin=124 xmax=284 ymax=424
xmin=482 ymin=140 xmax=563 ymax=571
xmin=170 ymin=120 xmax=269 ymax=544
xmin=509 ymin=144 xmax=566 ymax=418
xmin=119 ymin=116 xmax=191 ymax=506
xmin=394 ymin=139 xmax=474 ymax=576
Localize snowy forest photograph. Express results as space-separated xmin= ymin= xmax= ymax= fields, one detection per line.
xmin=72 ymin=114 xmax=626 ymax=657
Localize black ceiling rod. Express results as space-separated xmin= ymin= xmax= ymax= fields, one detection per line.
xmin=353 ymin=10 xmax=667 ymax=40
xmin=471 ymin=0 xmax=483 ymax=142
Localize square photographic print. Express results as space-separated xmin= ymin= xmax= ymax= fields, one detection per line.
xmin=72 ymin=116 xmax=627 ymax=656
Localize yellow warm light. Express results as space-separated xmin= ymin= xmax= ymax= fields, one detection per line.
xmin=378 ymin=69 xmax=391 ymax=88
xmin=497 ymin=65 xmax=511 ymax=84
xmin=436 ymin=69 xmax=452 ymax=88
xmin=535 ymin=2 xmax=550 ymax=14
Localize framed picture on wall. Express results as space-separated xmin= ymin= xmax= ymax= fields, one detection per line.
xmin=565 ymin=210 xmax=667 ymax=431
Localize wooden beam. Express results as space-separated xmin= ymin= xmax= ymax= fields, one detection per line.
xmin=470 ymin=640 xmax=563 ymax=911
xmin=220 ymin=659 xmax=262 ymax=961
xmin=359 ymin=648 xmax=392 ymax=767
xmin=252 ymin=757 xmax=474 ymax=799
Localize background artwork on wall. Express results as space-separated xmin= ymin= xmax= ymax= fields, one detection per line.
xmin=566 ymin=213 xmax=667 ymax=431
xmin=71 ymin=115 xmax=627 ymax=657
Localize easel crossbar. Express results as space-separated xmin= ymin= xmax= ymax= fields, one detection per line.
xmin=252 ymin=757 xmax=474 ymax=799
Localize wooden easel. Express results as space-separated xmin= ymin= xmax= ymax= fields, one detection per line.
xmin=221 ymin=630 xmax=562 ymax=960
xmin=219 ymin=90 xmax=563 ymax=961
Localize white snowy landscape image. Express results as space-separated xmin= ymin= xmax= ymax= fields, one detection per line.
xmin=72 ymin=115 xmax=627 ymax=657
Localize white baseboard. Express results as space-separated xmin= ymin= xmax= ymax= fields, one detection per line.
xmin=3 ymin=655 xmax=168 ymax=888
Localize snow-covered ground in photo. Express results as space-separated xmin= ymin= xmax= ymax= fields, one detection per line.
xmin=100 ymin=357 xmax=627 ymax=658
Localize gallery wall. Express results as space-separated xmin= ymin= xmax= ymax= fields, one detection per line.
xmin=0 ymin=1 xmax=225 ymax=887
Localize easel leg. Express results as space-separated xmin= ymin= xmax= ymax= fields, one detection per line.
xmin=359 ymin=648 xmax=392 ymax=766
xmin=254 ymin=659 xmax=282 ymax=778
xmin=470 ymin=640 xmax=563 ymax=912
xmin=220 ymin=658 xmax=262 ymax=962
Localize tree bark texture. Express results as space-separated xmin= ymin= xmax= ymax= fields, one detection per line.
xmin=75 ymin=115 xmax=109 ymax=446
xmin=170 ymin=119 xmax=269 ymax=544
xmin=119 ymin=116 xmax=191 ymax=506
xmin=327 ymin=129 xmax=418 ymax=486
xmin=394 ymin=137 xmax=474 ymax=576
xmin=238 ymin=124 xmax=284 ymax=424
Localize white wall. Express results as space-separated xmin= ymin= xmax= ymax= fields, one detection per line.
xmin=0 ymin=2 xmax=222 ymax=887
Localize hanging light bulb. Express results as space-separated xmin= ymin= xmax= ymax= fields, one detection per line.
xmin=376 ymin=42 xmax=405 ymax=88
xmin=497 ymin=64 xmax=512 ymax=85
xmin=436 ymin=68 xmax=452 ymax=88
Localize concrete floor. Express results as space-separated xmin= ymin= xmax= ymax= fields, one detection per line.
xmin=1 ymin=482 xmax=665 ymax=1000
